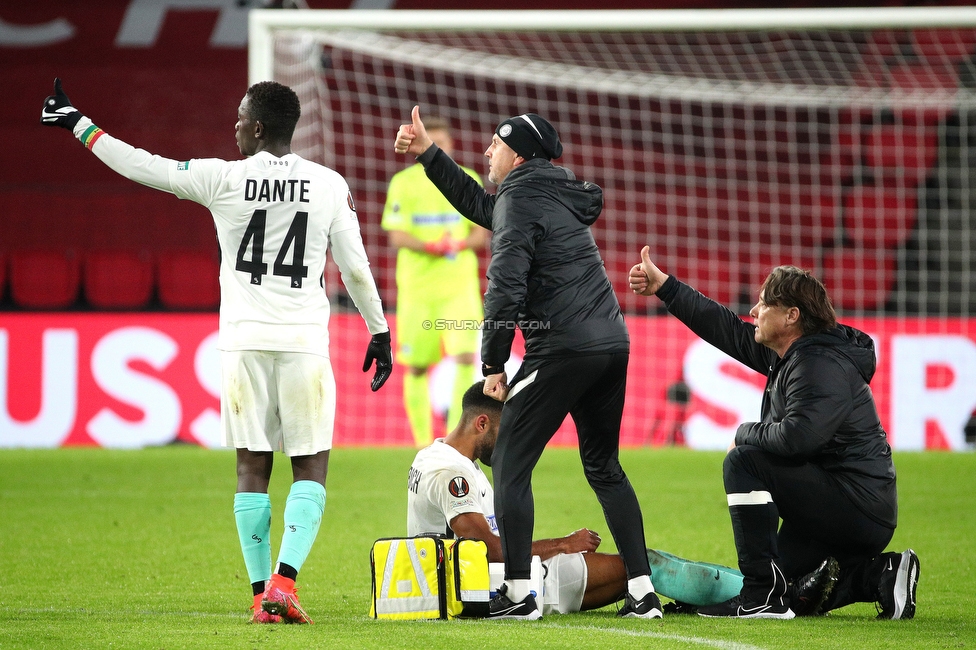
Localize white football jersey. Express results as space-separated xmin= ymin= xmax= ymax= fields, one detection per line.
xmin=78 ymin=119 xmax=387 ymax=355
xmin=407 ymin=440 xmax=496 ymax=538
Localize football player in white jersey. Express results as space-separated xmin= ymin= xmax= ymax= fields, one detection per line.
xmin=406 ymin=382 xmax=808 ymax=618
xmin=42 ymin=79 xmax=393 ymax=625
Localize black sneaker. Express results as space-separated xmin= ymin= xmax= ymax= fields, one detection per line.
xmin=698 ymin=595 xmax=795 ymax=619
xmin=617 ymin=591 xmax=663 ymax=619
xmin=662 ymin=600 xmax=699 ymax=615
xmin=486 ymin=583 xmax=542 ymax=620
xmin=877 ymin=549 xmax=919 ymax=620
xmin=789 ymin=557 xmax=840 ymax=616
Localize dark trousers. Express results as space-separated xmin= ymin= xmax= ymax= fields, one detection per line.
xmin=491 ymin=352 xmax=651 ymax=581
xmin=723 ymin=445 xmax=894 ymax=607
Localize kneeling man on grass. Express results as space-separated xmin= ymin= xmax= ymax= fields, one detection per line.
xmin=406 ymin=382 xmax=837 ymax=618
xmin=629 ymin=248 xmax=918 ymax=620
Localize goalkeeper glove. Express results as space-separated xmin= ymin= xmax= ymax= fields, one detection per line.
xmin=41 ymin=78 xmax=82 ymax=130
xmin=362 ymin=330 xmax=393 ymax=392
xmin=423 ymin=240 xmax=449 ymax=256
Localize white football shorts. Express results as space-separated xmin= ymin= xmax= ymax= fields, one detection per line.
xmin=541 ymin=552 xmax=588 ymax=615
xmin=221 ymin=350 xmax=336 ymax=456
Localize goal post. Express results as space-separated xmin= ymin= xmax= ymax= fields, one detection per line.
xmin=249 ymin=7 xmax=976 ymax=84
xmin=248 ymin=7 xmax=976 ymax=449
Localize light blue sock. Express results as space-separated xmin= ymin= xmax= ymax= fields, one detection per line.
xmin=234 ymin=492 xmax=272 ymax=585
xmin=646 ymin=549 xmax=744 ymax=606
xmin=276 ymin=481 xmax=326 ymax=574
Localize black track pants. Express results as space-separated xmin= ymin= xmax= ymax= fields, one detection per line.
xmin=723 ymin=445 xmax=893 ymax=602
xmin=491 ymin=352 xmax=651 ymax=581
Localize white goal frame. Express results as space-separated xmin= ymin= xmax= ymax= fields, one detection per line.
xmin=250 ymin=6 xmax=976 ymax=87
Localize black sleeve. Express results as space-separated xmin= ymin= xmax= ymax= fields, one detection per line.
xmin=656 ymin=275 xmax=773 ymax=375
xmin=418 ymin=145 xmax=494 ymax=230
xmin=479 ymin=190 xmax=540 ymax=368
xmin=735 ymin=354 xmax=853 ymax=458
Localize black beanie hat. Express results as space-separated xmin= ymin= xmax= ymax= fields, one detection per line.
xmin=495 ymin=113 xmax=563 ymax=160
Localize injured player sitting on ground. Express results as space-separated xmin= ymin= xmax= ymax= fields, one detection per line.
xmin=406 ymin=382 xmax=837 ymax=616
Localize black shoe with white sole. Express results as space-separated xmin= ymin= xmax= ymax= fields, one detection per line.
xmin=876 ymin=549 xmax=919 ymax=620
xmin=617 ymin=591 xmax=664 ymax=619
xmin=486 ymin=583 xmax=542 ymax=620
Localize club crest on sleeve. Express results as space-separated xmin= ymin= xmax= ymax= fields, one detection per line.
xmin=448 ymin=476 xmax=470 ymax=497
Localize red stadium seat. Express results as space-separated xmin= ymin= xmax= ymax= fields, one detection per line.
xmin=607 ymin=244 xmax=746 ymax=315
xmin=743 ymin=249 xmax=822 ymax=299
xmin=851 ymin=61 xmax=889 ymax=90
xmin=864 ymin=125 xmax=939 ymax=184
xmin=84 ymin=250 xmax=155 ymax=310
xmin=843 ymin=186 xmax=919 ymax=248
xmin=10 ymin=250 xmax=81 ymax=309
xmin=370 ymin=249 xmax=397 ymax=308
xmin=156 ymin=250 xmax=220 ymax=310
xmin=645 ymin=184 xmax=738 ymax=245
xmin=888 ymin=62 xmax=959 ymax=92
xmin=899 ymin=106 xmax=951 ymax=127
xmin=821 ymin=247 xmax=896 ymax=312
xmin=735 ymin=188 xmax=838 ymax=248
xmin=911 ymin=29 xmax=976 ymax=61
xmin=0 ymin=252 xmax=7 ymax=302
xmin=649 ymin=243 xmax=740 ymax=308
xmin=854 ymin=56 xmax=962 ymax=94
xmin=820 ymin=127 xmax=862 ymax=186
xmin=865 ymin=30 xmax=905 ymax=59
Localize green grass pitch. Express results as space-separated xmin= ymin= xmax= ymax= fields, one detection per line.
xmin=0 ymin=446 xmax=973 ymax=649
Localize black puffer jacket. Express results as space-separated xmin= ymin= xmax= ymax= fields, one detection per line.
xmin=418 ymin=146 xmax=629 ymax=367
xmin=657 ymin=275 xmax=897 ymax=529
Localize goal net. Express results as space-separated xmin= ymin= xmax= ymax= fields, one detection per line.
xmin=250 ymin=8 xmax=976 ymax=449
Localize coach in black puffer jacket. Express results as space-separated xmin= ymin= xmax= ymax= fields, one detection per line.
xmin=418 ymin=148 xmax=630 ymax=367
xmin=393 ymin=107 xmax=661 ymax=619
xmin=630 ymin=250 xmax=916 ymax=621
xmin=655 ymin=275 xmax=897 ymax=531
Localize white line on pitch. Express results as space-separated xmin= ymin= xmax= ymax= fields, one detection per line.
xmin=544 ymin=623 xmax=766 ymax=650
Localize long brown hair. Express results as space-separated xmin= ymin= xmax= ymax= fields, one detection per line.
xmin=760 ymin=266 xmax=837 ymax=336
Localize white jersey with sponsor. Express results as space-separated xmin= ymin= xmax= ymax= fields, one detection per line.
xmin=405 ymin=439 xmax=588 ymax=614
xmin=407 ymin=440 xmax=496 ymax=538
xmin=74 ymin=117 xmax=387 ymax=354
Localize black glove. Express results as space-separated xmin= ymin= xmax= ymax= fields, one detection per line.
xmin=41 ymin=78 xmax=82 ymax=130
xmin=362 ymin=330 xmax=393 ymax=392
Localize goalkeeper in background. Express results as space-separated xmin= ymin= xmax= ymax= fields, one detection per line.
xmin=382 ymin=116 xmax=489 ymax=447
xmin=41 ymin=78 xmax=393 ymax=625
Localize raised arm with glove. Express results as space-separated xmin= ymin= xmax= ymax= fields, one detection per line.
xmin=40 ymin=78 xmax=82 ymax=130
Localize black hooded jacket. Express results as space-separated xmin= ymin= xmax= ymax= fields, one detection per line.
xmin=656 ymin=275 xmax=897 ymax=529
xmin=417 ymin=145 xmax=629 ymax=367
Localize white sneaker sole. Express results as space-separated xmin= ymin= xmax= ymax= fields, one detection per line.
xmin=487 ymin=610 xmax=542 ymax=620
xmin=891 ymin=549 xmax=919 ymax=620
xmin=700 ymin=607 xmax=796 ymax=619
xmin=620 ymin=608 xmax=664 ymax=619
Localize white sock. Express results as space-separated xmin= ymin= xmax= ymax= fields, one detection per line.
xmin=628 ymin=575 xmax=655 ymax=600
xmin=505 ymin=579 xmax=532 ymax=602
